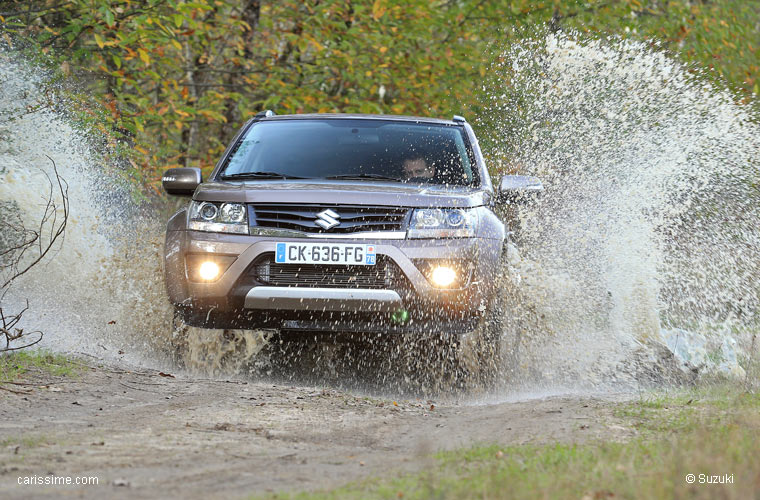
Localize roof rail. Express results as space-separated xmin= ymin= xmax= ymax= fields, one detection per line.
xmin=255 ymin=110 xmax=276 ymax=119
xmin=452 ymin=115 xmax=467 ymax=123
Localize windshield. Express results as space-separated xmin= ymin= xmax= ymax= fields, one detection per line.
xmin=218 ymin=119 xmax=478 ymax=186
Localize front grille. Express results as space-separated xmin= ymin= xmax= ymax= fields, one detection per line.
xmin=250 ymin=255 xmax=400 ymax=289
xmin=250 ymin=204 xmax=409 ymax=233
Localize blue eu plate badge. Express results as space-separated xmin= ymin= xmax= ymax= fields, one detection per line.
xmin=275 ymin=242 xmax=286 ymax=263
xmin=365 ymin=245 xmax=376 ymax=265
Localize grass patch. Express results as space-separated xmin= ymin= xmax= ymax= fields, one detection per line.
xmin=0 ymin=349 xmax=80 ymax=383
xmin=0 ymin=434 xmax=52 ymax=450
xmin=615 ymin=385 xmax=760 ymax=430
xmin=264 ymin=386 xmax=760 ymax=500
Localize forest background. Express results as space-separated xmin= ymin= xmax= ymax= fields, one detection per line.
xmin=1 ymin=0 xmax=758 ymax=194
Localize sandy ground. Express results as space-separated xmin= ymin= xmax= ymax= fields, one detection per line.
xmin=0 ymin=361 xmax=637 ymax=499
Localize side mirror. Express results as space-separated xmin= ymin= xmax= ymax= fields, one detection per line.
xmin=497 ymin=175 xmax=543 ymax=204
xmin=162 ymin=168 xmax=202 ymax=196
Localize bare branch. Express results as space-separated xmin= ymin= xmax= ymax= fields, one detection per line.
xmin=0 ymin=156 xmax=68 ymax=352
xmin=0 ymin=301 xmax=43 ymax=352
xmin=1 ymin=156 xmax=69 ymax=290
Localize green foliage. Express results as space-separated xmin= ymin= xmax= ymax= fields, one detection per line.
xmin=0 ymin=349 xmax=80 ymax=382
xmin=1 ymin=0 xmax=757 ymax=190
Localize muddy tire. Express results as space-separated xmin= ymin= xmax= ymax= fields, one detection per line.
xmin=386 ymin=266 xmax=523 ymax=395
xmin=169 ymin=307 xmax=191 ymax=367
xmin=446 ymin=305 xmax=502 ymax=391
xmin=444 ymin=269 xmax=523 ymax=392
xmin=170 ymin=306 xmax=274 ymax=374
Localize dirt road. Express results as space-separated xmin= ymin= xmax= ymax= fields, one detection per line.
xmin=1 ymin=361 xmax=635 ymax=499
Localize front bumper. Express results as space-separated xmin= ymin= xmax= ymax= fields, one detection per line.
xmin=244 ymin=287 xmax=403 ymax=312
xmin=165 ymin=230 xmax=502 ymax=323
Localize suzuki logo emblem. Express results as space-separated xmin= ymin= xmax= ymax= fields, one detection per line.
xmin=315 ymin=209 xmax=340 ymax=230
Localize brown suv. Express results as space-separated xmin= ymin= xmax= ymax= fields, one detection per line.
xmin=162 ymin=112 xmax=541 ymax=356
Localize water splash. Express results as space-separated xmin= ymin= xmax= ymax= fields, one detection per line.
xmin=0 ymin=51 xmax=272 ymax=375
xmin=2 ymin=35 xmax=758 ymax=393
xmin=0 ymin=51 xmax=173 ymax=365
xmin=482 ymin=33 xmax=760 ymax=389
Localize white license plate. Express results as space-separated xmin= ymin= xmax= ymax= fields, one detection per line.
xmin=274 ymin=242 xmax=376 ymax=265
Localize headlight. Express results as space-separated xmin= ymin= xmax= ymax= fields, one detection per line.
xmin=188 ymin=201 xmax=248 ymax=234
xmin=407 ymin=208 xmax=477 ymax=238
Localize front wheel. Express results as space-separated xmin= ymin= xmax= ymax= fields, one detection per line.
xmin=447 ymin=273 xmax=523 ymax=391
xmin=170 ymin=306 xmax=275 ymax=375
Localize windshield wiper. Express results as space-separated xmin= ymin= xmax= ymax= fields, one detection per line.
xmin=325 ymin=173 xmax=402 ymax=182
xmin=220 ymin=171 xmax=311 ymax=180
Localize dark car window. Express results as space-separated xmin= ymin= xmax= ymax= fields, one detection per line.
xmin=219 ymin=119 xmax=478 ymax=186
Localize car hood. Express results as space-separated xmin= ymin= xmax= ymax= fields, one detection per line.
xmin=193 ymin=180 xmax=490 ymax=208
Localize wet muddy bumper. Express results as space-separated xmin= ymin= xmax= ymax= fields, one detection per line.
xmin=243 ymin=287 xmax=403 ymax=312
xmin=165 ymin=228 xmax=503 ymax=330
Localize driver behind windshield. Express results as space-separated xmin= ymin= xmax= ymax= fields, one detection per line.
xmin=402 ymin=156 xmax=435 ymax=181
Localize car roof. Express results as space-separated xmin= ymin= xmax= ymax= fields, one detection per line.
xmin=257 ymin=113 xmax=463 ymax=126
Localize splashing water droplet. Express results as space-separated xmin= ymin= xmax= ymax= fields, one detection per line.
xmin=480 ymin=32 xmax=759 ymax=389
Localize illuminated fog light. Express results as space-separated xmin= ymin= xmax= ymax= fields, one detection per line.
xmin=430 ymin=266 xmax=457 ymax=288
xmin=198 ymin=261 xmax=220 ymax=281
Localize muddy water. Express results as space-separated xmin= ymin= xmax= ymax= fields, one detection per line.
xmin=0 ymin=53 xmax=173 ymax=366
xmin=1 ymin=34 xmax=758 ymax=395
xmin=481 ymin=33 xmax=759 ymax=389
